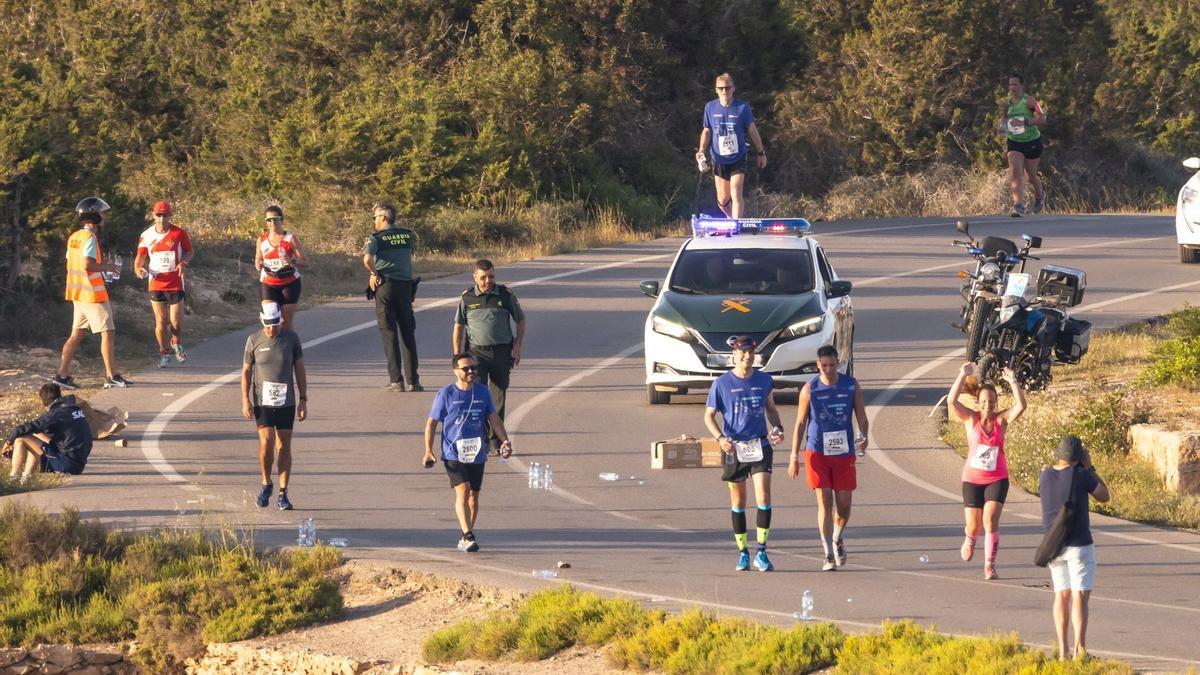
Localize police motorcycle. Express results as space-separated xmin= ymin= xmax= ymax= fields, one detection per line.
xmin=951 ymin=220 xmax=1042 ymax=361
xmin=972 ymin=259 xmax=1091 ymax=392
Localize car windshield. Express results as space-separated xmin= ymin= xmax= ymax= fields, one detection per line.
xmin=669 ymin=248 xmax=815 ymax=295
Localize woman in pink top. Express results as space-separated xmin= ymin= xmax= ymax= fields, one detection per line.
xmin=947 ymin=362 xmax=1026 ymax=580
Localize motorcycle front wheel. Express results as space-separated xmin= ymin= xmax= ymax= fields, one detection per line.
xmin=965 ymin=300 xmax=991 ymax=362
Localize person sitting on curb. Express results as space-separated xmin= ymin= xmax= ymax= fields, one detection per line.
xmin=3 ymin=383 xmax=92 ymax=484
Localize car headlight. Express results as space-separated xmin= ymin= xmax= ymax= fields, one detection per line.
xmin=783 ymin=316 xmax=824 ymax=339
xmin=980 ymin=262 xmax=1000 ymax=279
xmin=651 ymin=315 xmax=694 ymax=342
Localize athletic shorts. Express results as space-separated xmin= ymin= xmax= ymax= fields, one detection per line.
xmin=254 ymin=405 xmax=296 ymax=430
xmin=805 ymin=449 xmax=856 ymax=491
xmin=962 ymin=478 xmax=1009 ymax=508
xmin=444 ymin=460 xmax=485 ymax=491
xmin=1006 ymin=137 xmax=1043 ymax=160
xmin=1049 ymin=544 xmax=1096 ymax=592
xmin=72 ymin=301 xmax=115 ymax=334
xmin=149 ymin=290 xmax=185 ymax=305
xmin=39 ymin=443 xmax=79 ymax=474
xmin=721 ymin=439 xmax=773 ymax=483
xmin=261 ymin=278 xmax=302 ymax=306
xmin=713 ymin=157 xmax=748 ymax=180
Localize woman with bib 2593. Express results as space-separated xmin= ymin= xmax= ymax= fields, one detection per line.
xmin=1001 ymin=73 xmax=1046 ymax=217
xmin=947 ymin=362 xmax=1026 ymax=580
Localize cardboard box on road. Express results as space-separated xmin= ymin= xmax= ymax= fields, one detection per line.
xmin=651 ymin=436 xmax=723 ymax=469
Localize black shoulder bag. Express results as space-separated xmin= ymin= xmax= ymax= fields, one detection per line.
xmin=1034 ymin=467 xmax=1078 ymax=567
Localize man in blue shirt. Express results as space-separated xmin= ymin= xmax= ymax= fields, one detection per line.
xmin=695 ymin=73 xmax=767 ymax=218
xmin=704 ymin=336 xmax=785 ymax=572
xmin=423 ymin=353 xmax=513 ymax=552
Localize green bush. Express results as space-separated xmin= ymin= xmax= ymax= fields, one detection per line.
xmin=1142 ymin=337 xmax=1200 ymax=387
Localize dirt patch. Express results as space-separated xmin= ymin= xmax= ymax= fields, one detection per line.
xmin=191 ymin=560 xmax=631 ymax=675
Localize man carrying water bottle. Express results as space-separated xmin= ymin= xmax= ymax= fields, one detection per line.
xmin=423 ymin=353 xmax=513 ymax=553
xmin=704 ymin=336 xmax=786 ymax=572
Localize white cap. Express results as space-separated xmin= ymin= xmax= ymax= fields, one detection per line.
xmin=260 ymin=302 xmax=282 ymax=326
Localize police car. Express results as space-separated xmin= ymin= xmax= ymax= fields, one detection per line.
xmin=639 ymin=216 xmax=854 ymax=404
xmin=1178 ymin=156 xmax=1200 ymax=263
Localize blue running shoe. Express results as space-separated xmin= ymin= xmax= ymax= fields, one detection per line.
xmin=754 ymin=549 xmax=774 ymax=572
xmin=1009 ymin=203 xmax=1025 ymax=217
xmin=1032 ymin=197 xmax=1044 ymax=214
xmin=735 ymin=550 xmax=751 ymax=571
xmin=277 ymin=491 xmax=293 ymax=511
xmin=256 ymin=482 xmax=272 ymax=508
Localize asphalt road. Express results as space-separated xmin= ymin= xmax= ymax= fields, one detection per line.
xmin=15 ymin=214 xmax=1200 ymax=671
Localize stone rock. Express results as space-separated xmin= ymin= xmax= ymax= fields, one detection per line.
xmin=81 ymin=651 xmax=125 ymax=666
xmin=1128 ymin=424 xmax=1200 ymax=495
xmin=0 ymin=649 xmax=28 ymax=667
xmin=70 ymin=666 xmax=104 ymax=675
xmin=30 ymin=644 xmax=81 ymax=668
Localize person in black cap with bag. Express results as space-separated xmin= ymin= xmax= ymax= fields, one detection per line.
xmin=1038 ymin=434 xmax=1110 ymax=661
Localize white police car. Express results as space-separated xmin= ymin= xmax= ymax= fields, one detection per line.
xmin=639 ymin=217 xmax=854 ymax=404
xmin=1178 ymin=156 xmax=1200 ymax=263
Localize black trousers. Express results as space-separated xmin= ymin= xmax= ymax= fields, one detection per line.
xmin=375 ymin=279 xmax=420 ymax=386
xmin=469 ymin=342 xmax=513 ymax=447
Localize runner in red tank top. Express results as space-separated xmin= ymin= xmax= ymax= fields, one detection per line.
xmin=947 ymin=362 xmax=1026 ymax=580
xmin=135 ymin=201 xmax=194 ymax=367
xmin=254 ymin=205 xmax=306 ymax=330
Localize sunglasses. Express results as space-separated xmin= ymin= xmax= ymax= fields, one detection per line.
xmin=457 ymin=365 xmax=478 ymax=373
xmin=265 ymin=216 xmax=283 ymax=222
xmin=716 ymin=86 xmax=732 ymax=91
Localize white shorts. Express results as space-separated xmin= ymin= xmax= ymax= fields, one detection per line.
xmin=1049 ymin=544 xmax=1096 ymax=592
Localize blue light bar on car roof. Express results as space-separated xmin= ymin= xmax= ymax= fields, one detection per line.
xmin=691 ymin=215 xmax=811 ymax=237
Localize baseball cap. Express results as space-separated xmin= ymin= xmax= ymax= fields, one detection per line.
xmin=260 ymin=302 xmax=282 ymax=326
xmin=152 ymin=200 xmax=173 ymax=216
xmin=1055 ymin=434 xmax=1084 ymax=463
xmin=730 ymin=336 xmax=757 ymax=352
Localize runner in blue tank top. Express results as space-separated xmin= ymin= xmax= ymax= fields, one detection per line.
xmin=704 ymin=336 xmax=785 ymax=572
xmin=789 ymin=345 xmax=868 ymax=571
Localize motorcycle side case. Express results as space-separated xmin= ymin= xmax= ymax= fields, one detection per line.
xmin=1055 ymin=317 xmax=1092 ymax=363
xmin=1037 ymin=265 xmax=1087 ymax=307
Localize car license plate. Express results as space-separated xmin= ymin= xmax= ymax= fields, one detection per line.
xmin=706 ymin=353 xmax=764 ymax=368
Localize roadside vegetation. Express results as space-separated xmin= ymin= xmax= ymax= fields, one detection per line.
xmin=0 ymin=502 xmax=343 ymax=672
xmin=942 ymin=306 xmax=1200 ymax=529
xmin=424 ymin=584 xmax=1130 ymax=673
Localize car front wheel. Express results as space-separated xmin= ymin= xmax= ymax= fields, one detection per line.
xmin=647 ymin=384 xmax=671 ymax=405
xmin=1181 ymin=245 xmax=1200 ymax=264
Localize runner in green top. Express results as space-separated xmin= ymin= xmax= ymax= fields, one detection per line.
xmin=1000 ymin=74 xmax=1046 ymax=217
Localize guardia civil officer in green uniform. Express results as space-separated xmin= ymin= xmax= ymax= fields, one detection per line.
xmin=363 ymin=202 xmax=422 ymax=392
xmin=452 ymin=259 xmax=525 ymax=451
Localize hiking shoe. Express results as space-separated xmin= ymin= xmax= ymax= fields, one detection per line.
xmin=822 ymin=555 xmax=837 ymax=572
xmin=256 ymin=482 xmax=272 ymax=508
xmin=834 ymin=539 xmax=847 ymax=568
xmin=103 ymin=374 xmax=130 ymax=389
xmin=961 ymin=536 xmax=976 ymax=562
xmin=984 ymin=564 xmax=998 ymax=580
xmin=159 ymin=354 xmax=171 ymax=368
xmin=52 ymin=375 xmax=79 ymax=390
xmin=735 ymin=550 xmax=751 ymax=571
xmin=407 ymin=383 xmax=424 ymax=392
xmin=277 ymin=492 xmax=293 ymax=510
xmin=1032 ymin=197 xmax=1044 ymax=214
xmin=754 ymin=549 xmax=774 ymax=572
xmin=384 ymin=382 xmax=404 ymax=392
xmin=173 ymin=343 xmax=187 ymax=363
xmin=1009 ymin=203 xmax=1025 ymax=217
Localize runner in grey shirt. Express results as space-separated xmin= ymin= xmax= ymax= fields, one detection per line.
xmin=241 ymin=302 xmax=307 ymax=510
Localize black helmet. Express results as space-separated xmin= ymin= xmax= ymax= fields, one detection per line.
xmin=75 ymin=197 xmax=111 ymax=216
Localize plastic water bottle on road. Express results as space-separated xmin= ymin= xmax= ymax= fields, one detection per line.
xmin=800 ymin=589 xmax=814 ymax=620
xmin=531 ymin=569 xmax=558 ymax=578
xmin=919 ymin=555 xmax=930 ymax=563
xmin=598 ymin=472 xmax=619 ymax=481
xmin=542 ymin=464 xmax=553 ymax=490
xmin=529 ymin=462 xmax=540 ymax=489
xmin=305 ymin=518 xmax=316 ymax=547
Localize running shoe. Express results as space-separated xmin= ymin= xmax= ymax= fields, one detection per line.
xmin=51 ymin=375 xmax=79 ymax=390
xmin=103 ymin=374 xmax=130 ymax=389
xmin=754 ymin=549 xmax=774 ymax=572
xmin=822 ymin=555 xmax=837 ymax=572
xmin=384 ymin=382 xmax=404 ymax=392
xmin=173 ymin=343 xmax=187 ymax=363
xmin=1009 ymin=203 xmax=1026 ymax=217
xmin=1032 ymin=197 xmax=1044 ymax=214
xmin=464 ymin=534 xmax=479 ymax=553
xmin=256 ymin=482 xmax=272 ymax=508
xmin=735 ymin=550 xmax=751 ymax=571
xmin=407 ymin=383 xmax=425 ymax=392
xmin=456 ymin=536 xmax=472 ymax=552
xmin=834 ymin=539 xmax=847 ymax=567
xmin=277 ymin=491 xmax=293 ymax=511
xmin=961 ymin=536 xmax=976 ymax=562
xmin=984 ymin=564 xmax=998 ymax=581
xmin=159 ymin=353 xmax=171 ymax=368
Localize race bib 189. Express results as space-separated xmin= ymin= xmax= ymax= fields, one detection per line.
xmin=717 ymin=133 xmax=738 ymax=156
xmin=823 ymin=430 xmax=850 ymax=456
xmin=455 ymin=437 xmax=483 ymax=463
xmin=970 ymin=444 xmax=999 ymax=472
xmin=261 ymin=381 xmax=288 ymax=407
xmin=734 ymin=437 xmax=763 ymax=462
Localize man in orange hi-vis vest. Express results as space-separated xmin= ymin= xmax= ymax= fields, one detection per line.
xmin=54 ymin=197 xmax=131 ymax=390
